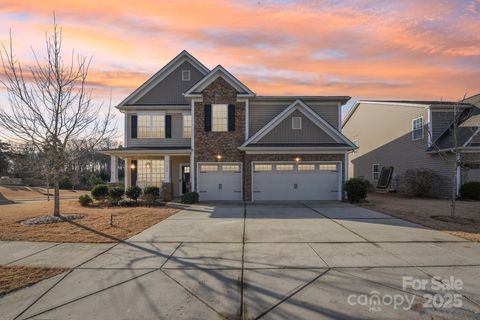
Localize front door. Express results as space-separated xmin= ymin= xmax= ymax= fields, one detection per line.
xmin=181 ymin=165 xmax=191 ymax=194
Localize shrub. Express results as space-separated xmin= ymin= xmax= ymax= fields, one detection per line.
xmin=182 ymin=192 xmax=199 ymax=204
xmin=118 ymin=198 xmax=138 ymax=207
xmin=143 ymin=185 xmax=160 ymax=205
xmin=400 ymin=169 xmax=442 ymax=197
xmin=91 ymin=184 xmax=109 ymax=200
xmin=78 ymin=194 xmax=93 ymax=206
xmin=460 ymin=182 xmax=480 ymax=200
xmin=345 ymin=178 xmax=369 ymax=203
xmin=59 ymin=176 xmax=73 ymax=190
xmin=109 ymin=186 xmax=124 ymax=202
xmin=88 ymin=174 xmax=105 ymax=187
xmin=126 ymin=185 xmax=142 ymax=201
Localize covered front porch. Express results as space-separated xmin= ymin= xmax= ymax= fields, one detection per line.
xmin=102 ymin=148 xmax=191 ymax=200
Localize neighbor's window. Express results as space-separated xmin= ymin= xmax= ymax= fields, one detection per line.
xmin=412 ymin=117 xmax=424 ymax=141
xmin=372 ymin=164 xmax=380 ymax=180
xmin=276 ymin=164 xmax=294 ymax=171
xmin=222 ymin=165 xmax=240 ymax=172
xmin=137 ymin=160 xmax=165 ymax=188
xmin=292 ymin=117 xmax=302 ymax=130
xmin=183 ymin=114 xmax=192 ymax=138
xmin=254 ymin=164 xmax=272 ymax=172
xmin=298 ymin=164 xmax=315 ymax=171
xmin=212 ymin=104 xmax=228 ymax=132
xmin=138 ymin=114 xmax=165 ymax=138
xmin=200 ymin=165 xmax=218 ymax=172
xmin=319 ymin=164 xmax=338 ymax=171
xmin=182 ymin=70 xmax=190 ymax=81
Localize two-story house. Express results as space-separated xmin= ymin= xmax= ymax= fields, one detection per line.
xmin=342 ymin=95 xmax=480 ymax=196
xmin=103 ymin=51 xmax=356 ymax=201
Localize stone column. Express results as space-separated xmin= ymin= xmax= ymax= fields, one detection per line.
xmin=110 ymin=156 xmax=118 ymax=183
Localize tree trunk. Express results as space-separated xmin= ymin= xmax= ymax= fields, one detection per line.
xmin=46 ymin=177 xmax=50 ymax=202
xmin=53 ymin=178 xmax=60 ymax=216
xmin=451 ymin=164 xmax=456 ymax=218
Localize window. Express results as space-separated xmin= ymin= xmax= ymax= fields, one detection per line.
xmin=138 ymin=114 xmax=165 ymax=138
xmin=212 ymin=104 xmax=228 ymax=132
xmin=183 ymin=114 xmax=192 ymax=138
xmin=200 ymin=165 xmax=218 ymax=172
xmin=292 ymin=117 xmax=302 ymax=130
xmin=137 ymin=160 xmax=164 ymax=188
xmin=276 ymin=164 xmax=294 ymax=171
xmin=353 ymin=139 xmax=359 ymax=154
xmin=412 ymin=117 xmax=424 ymax=141
xmin=298 ymin=164 xmax=315 ymax=171
xmin=182 ymin=70 xmax=190 ymax=81
xmin=372 ymin=164 xmax=380 ymax=180
xmin=222 ymin=165 xmax=240 ymax=172
xmin=319 ymin=164 xmax=338 ymax=171
xmin=254 ymin=164 xmax=272 ymax=172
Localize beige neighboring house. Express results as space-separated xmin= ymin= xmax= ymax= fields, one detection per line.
xmin=342 ymin=94 xmax=480 ymax=197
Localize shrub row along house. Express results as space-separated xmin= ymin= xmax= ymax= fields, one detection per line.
xmin=102 ymin=51 xmax=357 ymax=201
xmin=342 ymin=95 xmax=480 ymax=197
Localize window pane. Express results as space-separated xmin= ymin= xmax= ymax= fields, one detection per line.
xmin=298 ymin=164 xmax=315 ymax=171
xmin=212 ymin=104 xmax=228 ymax=132
xmin=319 ymin=164 xmax=338 ymax=171
xmin=137 ymin=160 xmax=164 ymax=189
xmin=276 ymin=164 xmax=293 ymax=171
xmin=183 ymin=114 xmax=192 ymax=138
xmin=222 ymin=165 xmax=240 ymax=172
xmin=137 ymin=114 xmax=164 ymax=138
xmin=254 ymin=164 xmax=272 ymax=172
xmin=292 ymin=117 xmax=302 ymax=130
xmin=200 ymin=165 xmax=218 ymax=172
xmin=373 ymin=164 xmax=380 ymax=180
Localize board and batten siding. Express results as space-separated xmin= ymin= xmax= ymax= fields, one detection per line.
xmin=257 ymin=110 xmax=337 ymax=144
xmin=343 ymin=102 xmax=455 ymax=197
xmin=126 ymin=112 xmax=190 ymax=148
xmin=135 ymin=61 xmax=205 ymax=105
xmin=249 ymin=100 xmax=339 ymax=137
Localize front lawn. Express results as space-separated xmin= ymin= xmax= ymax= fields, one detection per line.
xmin=0 ymin=200 xmax=179 ymax=243
xmin=360 ymin=193 xmax=480 ymax=241
xmin=0 ymin=265 xmax=68 ymax=296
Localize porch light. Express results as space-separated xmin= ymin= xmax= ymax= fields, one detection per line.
xmin=215 ymin=154 xmax=222 ymax=160
xmin=146 ymin=162 xmax=151 ymax=169
xmin=130 ymin=163 xmax=136 ymax=169
xmin=294 ymin=156 xmax=301 ymax=163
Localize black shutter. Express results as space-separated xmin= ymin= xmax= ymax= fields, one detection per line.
xmin=131 ymin=115 xmax=137 ymax=139
xmin=131 ymin=160 xmax=137 ymax=186
xmin=204 ymin=104 xmax=212 ymax=132
xmin=165 ymin=115 xmax=172 ymax=138
xmin=228 ymin=104 xmax=235 ymax=131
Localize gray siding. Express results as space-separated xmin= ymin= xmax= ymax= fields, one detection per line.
xmin=135 ymin=61 xmax=205 ymax=105
xmin=126 ymin=112 xmax=191 ymax=148
xmin=258 ymin=110 xmax=336 ymax=144
xmin=249 ymin=100 xmax=339 ymax=137
xmin=431 ymin=110 xmax=454 ymax=142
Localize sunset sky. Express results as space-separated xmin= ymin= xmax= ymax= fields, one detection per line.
xmin=0 ymin=0 xmax=479 ymax=130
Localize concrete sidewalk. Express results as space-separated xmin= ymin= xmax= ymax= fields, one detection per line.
xmin=1 ymin=202 xmax=479 ymax=320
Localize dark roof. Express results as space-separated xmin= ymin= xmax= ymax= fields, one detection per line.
xmin=102 ymin=146 xmax=190 ymax=152
xmin=243 ymin=143 xmax=352 ymax=148
xmin=364 ymin=100 xmax=471 ymax=106
xmin=254 ymin=96 xmax=351 ymax=104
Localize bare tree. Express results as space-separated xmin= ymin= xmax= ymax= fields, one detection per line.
xmin=0 ymin=19 xmax=116 ymax=216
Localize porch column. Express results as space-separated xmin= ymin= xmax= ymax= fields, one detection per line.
xmin=110 ymin=156 xmax=118 ymax=183
xmin=164 ymin=155 xmax=171 ymax=183
xmin=124 ymin=157 xmax=130 ymax=189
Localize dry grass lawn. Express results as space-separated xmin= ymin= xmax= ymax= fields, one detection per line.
xmin=0 ymin=265 xmax=68 ymax=296
xmin=361 ymin=193 xmax=480 ymax=241
xmin=0 ymin=185 xmax=79 ymax=201
xmin=0 ymin=200 xmax=179 ymax=243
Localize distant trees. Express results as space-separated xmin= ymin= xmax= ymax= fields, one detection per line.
xmin=0 ymin=140 xmax=11 ymax=176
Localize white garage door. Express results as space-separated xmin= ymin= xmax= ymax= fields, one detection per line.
xmin=197 ymin=163 xmax=242 ymax=201
xmin=252 ymin=162 xmax=340 ymax=201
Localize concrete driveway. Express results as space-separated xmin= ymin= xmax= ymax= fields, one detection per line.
xmin=2 ymin=202 xmax=480 ymax=319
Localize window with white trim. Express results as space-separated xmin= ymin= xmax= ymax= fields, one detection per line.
xmin=372 ymin=164 xmax=380 ymax=180
xmin=254 ymin=164 xmax=272 ymax=172
xmin=276 ymin=164 xmax=294 ymax=171
xmin=319 ymin=164 xmax=338 ymax=171
xmin=183 ymin=114 xmax=192 ymax=138
xmin=138 ymin=114 xmax=165 ymax=138
xmin=298 ymin=164 xmax=315 ymax=171
xmin=292 ymin=117 xmax=302 ymax=130
xmin=137 ymin=160 xmax=164 ymax=188
xmin=200 ymin=165 xmax=218 ymax=172
xmin=412 ymin=117 xmax=424 ymax=141
xmin=182 ymin=70 xmax=190 ymax=81
xmin=212 ymin=104 xmax=228 ymax=132
xmin=222 ymin=165 xmax=240 ymax=172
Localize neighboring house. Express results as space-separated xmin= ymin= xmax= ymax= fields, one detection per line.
xmin=102 ymin=51 xmax=356 ymax=201
xmin=342 ymin=95 xmax=480 ymax=196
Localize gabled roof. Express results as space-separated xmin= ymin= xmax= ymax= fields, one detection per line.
xmin=118 ymin=50 xmax=210 ymax=107
xmin=184 ymin=65 xmax=254 ymax=97
xmin=240 ymin=99 xmax=356 ymax=150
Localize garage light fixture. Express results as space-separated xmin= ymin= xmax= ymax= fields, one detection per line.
xmin=294 ymin=156 xmax=301 ymax=162
xmin=215 ymin=154 xmax=222 ymax=160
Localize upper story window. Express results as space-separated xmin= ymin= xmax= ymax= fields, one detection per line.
xmin=183 ymin=114 xmax=192 ymax=138
xmin=212 ymin=104 xmax=228 ymax=132
xmin=292 ymin=117 xmax=302 ymax=130
xmin=412 ymin=117 xmax=424 ymax=141
xmin=372 ymin=164 xmax=380 ymax=180
xmin=138 ymin=114 xmax=165 ymax=138
xmin=182 ymin=70 xmax=190 ymax=81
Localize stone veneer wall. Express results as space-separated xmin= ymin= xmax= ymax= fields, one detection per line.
xmin=244 ymin=153 xmax=345 ymax=201
xmin=193 ymin=77 xmax=246 ymax=188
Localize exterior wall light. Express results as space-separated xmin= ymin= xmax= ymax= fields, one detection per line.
xmin=130 ymin=163 xmax=136 ymax=169
xmin=294 ymin=156 xmax=301 ymax=162
xmin=146 ymin=162 xmax=151 ymax=169
xmin=216 ymin=154 xmax=222 ymax=160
